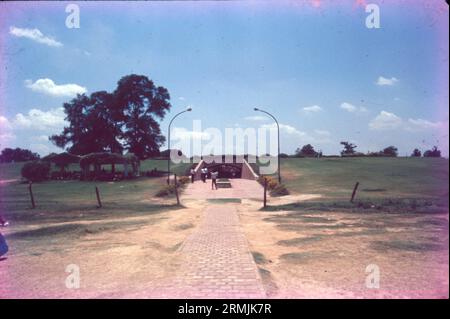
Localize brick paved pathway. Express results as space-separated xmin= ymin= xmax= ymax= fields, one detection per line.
xmin=156 ymin=204 xmax=266 ymax=298
xmin=182 ymin=179 xmax=263 ymax=200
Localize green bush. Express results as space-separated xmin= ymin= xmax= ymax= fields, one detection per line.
xmin=270 ymin=184 xmax=290 ymax=197
xmin=21 ymin=161 xmax=51 ymax=182
xmin=177 ymin=176 xmax=191 ymax=185
xmin=155 ymin=184 xmax=178 ymax=197
xmin=257 ymin=175 xmax=279 ymax=190
xmin=257 ymin=175 xmax=289 ymax=196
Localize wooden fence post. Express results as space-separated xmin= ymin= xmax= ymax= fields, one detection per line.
xmin=350 ymin=182 xmax=360 ymax=203
xmin=263 ymin=177 xmax=267 ymax=208
xmin=28 ymin=181 xmax=36 ymax=209
xmin=174 ymin=174 xmax=180 ymax=206
xmin=95 ymin=185 xmax=102 ymax=208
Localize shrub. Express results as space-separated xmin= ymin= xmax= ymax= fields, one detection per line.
xmin=21 ymin=161 xmax=51 ymax=182
xmin=177 ymin=176 xmax=191 ymax=185
xmin=155 ymin=184 xmax=178 ymax=197
xmin=267 ymin=178 xmax=278 ymax=190
xmin=258 ymin=175 xmax=289 ymax=196
xmin=342 ymin=152 xmax=366 ymax=157
xmin=270 ymin=184 xmax=290 ymax=197
xmin=257 ymin=175 xmax=278 ymax=190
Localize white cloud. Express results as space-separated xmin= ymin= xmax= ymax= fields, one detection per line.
xmin=314 ymin=129 xmax=331 ymax=136
xmin=406 ymin=118 xmax=444 ymax=131
xmin=340 ymin=102 xmax=357 ymax=112
xmin=0 ymin=110 xmax=66 ymax=155
xmin=30 ymin=143 xmax=53 ymax=155
xmin=244 ymin=115 xmax=267 ymax=121
xmin=171 ymin=127 xmax=210 ymax=140
xmin=0 ymin=132 xmax=16 ymax=145
xmin=302 ymin=105 xmax=322 ymax=113
xmin=369 ymin=111 xmax=403 ymax=130
xmin=0 ymin=116 xmax=15 ymax=145
xmin=178 ymin=97 xmax=186 ymax=101
xmin=13 ymin=107 xmax=66 ymax=131
xmin=25 ymin=78 xmax=87 ymax=98
xmin=369 ymin=111 xmax=446 ymax=132
xmin=0 ymin=116 xmax=12 ymax=131
xmin=261 ymin=123 xmax=306 ymax=137
xmin=340 ymin=102 xmax=367 ymax=113
xmin=9 ymin=26 xmax=63 ymax=47
xmin=376 ymin=76 xmax=399 ymax=86
xmin=33 ymin=135 xmax=50 ymax=142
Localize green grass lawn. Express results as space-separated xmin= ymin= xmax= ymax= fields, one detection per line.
xmin=277 ymin=157 xmax=448 ymax=201
xmin=0 ymin=159 xmax=192 ymax=225
xmin=0 ymin=177 xmax=181 ymax=225
xmin=255 ymin=157 xmax=449 ymax=215
xmin=1 ymin=157 xmax=448 ymax=224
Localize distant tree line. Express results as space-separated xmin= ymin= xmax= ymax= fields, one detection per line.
xmin=289 ymin=142 xmax=442 ymax=158
xmin=0 ymin=147 xmax=40 ymax=163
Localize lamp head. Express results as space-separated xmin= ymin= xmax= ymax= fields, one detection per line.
xmin=254 ymin=107 xmax=259 ymax=111
xmin=186 ymin=107 xmax=192 ymax=112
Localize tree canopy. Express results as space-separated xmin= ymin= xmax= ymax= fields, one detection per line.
xmin=382 ymin=146 xmax=398 ymax=157
xmin=411 ymin=148 xmax=422 ymax=157
xmin=295 ymin=144 xmax=318 ymax=157
xmin=50 ymin=74 xmax=171 ymax=159
xmin=424 ymin=146 xmax=441 ymax=158
xmin=0 ymin=147 xmax=40 ymax=163
xmin=340 ymin=141 xmax=357 ymax=156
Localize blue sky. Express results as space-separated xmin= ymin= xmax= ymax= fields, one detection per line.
xmin=0 ymin=0 xmax=448 ymax=157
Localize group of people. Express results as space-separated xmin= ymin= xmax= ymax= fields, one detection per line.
xmin=0 ymin=215 xmax=9 ymax=259
xmin=189 ymin=167 xmax=219 ymax=190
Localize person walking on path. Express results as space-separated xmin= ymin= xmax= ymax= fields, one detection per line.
xmin=190 ymin=168 xmax=196 ymax=183
xmin=0 ymin=215 xmax=9 ymax=258
xmin=211 ymin=171 xmax=218 ymax=190
xmin=200 ymin=168 xmax=205 ymax=183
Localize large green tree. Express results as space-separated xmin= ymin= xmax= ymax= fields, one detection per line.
xmin=50 ymin=74 xmax=171 ymax=159
xmin=340 ymin=141 xmax=357 ymax=155
xmin=114 ymin=74 xmax=171 ymax=159
xmin=50 ymin=92 xmax=122 ymax=155
xmin=382 ymin=146 xmax=398 ymax=157
xmin=295 ymin=144 xmax=318 ymax=157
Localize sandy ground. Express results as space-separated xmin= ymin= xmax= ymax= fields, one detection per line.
xmin=1 ymin=186 xmax=448 ymax=299
xmin=0 ymin=200 xmax=205 ymax=298
xmin=0 ymin=179 xmax=19 ymax=185
xmin=239 ymin=196 xmax=449 ymax=299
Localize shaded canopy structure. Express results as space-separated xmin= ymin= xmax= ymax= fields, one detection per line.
xmin=42 ymin=152 xmax=81 ymax=172
xmin=79 ymin=152 xmax=140 ymax=180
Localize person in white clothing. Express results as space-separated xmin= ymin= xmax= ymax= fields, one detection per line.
xmin=211 ymin=171 xmax=218 ymax=190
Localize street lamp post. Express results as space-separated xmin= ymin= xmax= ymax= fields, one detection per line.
xmin=167 ymin=108 xmax=192 ymax=184
xmin=254 ymin=107 xmax=281 ymax=183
